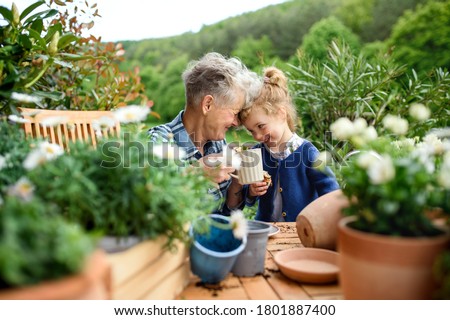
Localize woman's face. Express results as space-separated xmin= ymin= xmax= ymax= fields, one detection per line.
xmin=205 ymin=93 xmax=245 ymax=141
xmin=242 ymin=107 xmax=292 ymax=150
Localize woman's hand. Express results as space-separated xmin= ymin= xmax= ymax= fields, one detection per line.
xmin=199 ymin=154 xmax=235 ymax=184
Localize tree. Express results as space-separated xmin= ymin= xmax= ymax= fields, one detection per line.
xmin=231 ymin=35 xmax=275 ymax=71
xmin=388 ymin=0 xmax=450 ymax=73
xmin=300 ymin=16 xmax=361 ymax=62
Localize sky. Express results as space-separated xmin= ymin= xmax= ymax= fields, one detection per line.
xmin=0 ymin=0 xmax=286 ymax=42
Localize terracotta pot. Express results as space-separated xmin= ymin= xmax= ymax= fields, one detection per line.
xmin=296 ymin=190 xmax=349 ymax=250
xmin=338 ymin=216 xmax=450 ymax=299
xmin=0 ymin=250 xmax=111 ymax=300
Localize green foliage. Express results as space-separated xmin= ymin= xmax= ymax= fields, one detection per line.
xmin=25 ymin=125 xmax=216 ymax=247
xmin=336 ymin=133 xmax=450 ymax=237
xmin=289 ymin=41 xmax=450 ymax=143
xmin=335 ymin=0 xmax=374 ymax=35
xmin=289 ymin=41 xmax=404 ymax=141
xmin=0 ymin=1 xmax=151 ymax=114
xmin=301 ymin=16 xmax=361 ymax=61
xmin=151 ymin=55 xmax=189 ymax=122
xmin=388 ymin=0 xmax=450 ymax=73
xmin=0 ymin=118 xmax=31 ymax=195
xmin=433 ymin=250 xmax=450 ymax=299
xmin=0 ymin=196 xmax=95 ymax=288
xmin=231 ymin=35 xmax=275 ymax=71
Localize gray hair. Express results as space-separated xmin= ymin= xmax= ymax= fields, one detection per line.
xmin=182 ymin=52 xmax=261 ymax=109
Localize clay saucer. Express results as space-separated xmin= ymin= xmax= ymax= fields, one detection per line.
xmin=274 ymin=248 xmax=339 ymax=284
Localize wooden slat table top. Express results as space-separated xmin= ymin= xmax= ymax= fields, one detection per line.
xmin=177 ymin=222 xmax=342 ymax=300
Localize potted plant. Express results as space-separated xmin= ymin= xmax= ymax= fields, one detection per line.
xmin=0 ymin=193 xmax=110 ymax=299
xmin=11 ymin=105 xmax=217 ymax=299
xmin=189 ymin=211 xmax=247 ymax=284
xmin=329 ymin=114 xmax=450 ymax=299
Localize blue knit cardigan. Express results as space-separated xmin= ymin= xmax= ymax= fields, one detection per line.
xmin=245 ymin=141 xmax=340 ymax=222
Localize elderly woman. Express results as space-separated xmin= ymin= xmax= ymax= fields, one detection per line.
xmin=148 ymin=52 xmax=261 ymax=214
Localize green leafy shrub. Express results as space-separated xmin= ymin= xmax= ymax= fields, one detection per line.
xmin=0 ymin=118 xmax=31 ymax=196
xmin=289 ymin=41 xmax=450 ymax=143
xmin=23 ymin=109 xmax=216 ymax=247
xmin=0 ymin=196 xmax=95 ymax=289
xmin=0 ymin=1 xmax=151 ymax=114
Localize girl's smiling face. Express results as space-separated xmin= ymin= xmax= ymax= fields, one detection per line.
xmin=242 ymin=107 xmax=292 ymax=151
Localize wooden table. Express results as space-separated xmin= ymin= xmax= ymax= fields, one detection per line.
xmin=177 ymin=222 xmax=342 ymax=300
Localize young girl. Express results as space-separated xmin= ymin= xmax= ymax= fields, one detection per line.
xmin=226 ymin=67 xmax=340 ymax=222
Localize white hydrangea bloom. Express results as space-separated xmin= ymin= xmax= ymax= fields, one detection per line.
xmin=409 ymin=103 xmax=430 ymax=121
xmin=357 ymin=152 xmax=379 ymax=169
xmin=353 ymin=118 xmax=368 ymax=135
xmin=421 ymin=134 xmax=444 ymax=155
xmin=362 ymin=126 xmax=378 ymax=142
xmin=113 ymin=105 xmax=150 ymax=123
xmin=367 ymin=154 xmax=395 ymax=184
xmin=438 ymin=152 xmax=450 ymax=189
xmin=330 ymin=118 xmax=355 ymax=140
xmin=382 ymin=115 xmax=409 ymax=135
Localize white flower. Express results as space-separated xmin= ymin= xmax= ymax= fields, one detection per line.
xmin=421 ymin=134 xmax=444 ymax=155
xmin=7 ymin=177 xmax=35 ymax=201
xmin=367 ymin=154 xmax=395 ymax=184
xmin=152 ymin=143 xmax=186 ymax=160
xmin=8 ymin=114 xmax=30 ymax=123
xmin=353 ymin=118 xmax=368 ymax=135
xmin=330 ymin=118 xmax=355 ymax=140
xmin=23 ymin=141 xmax=64 ymax=170
xmin=357 ymin=152 xmax=379 ymax=169
xmin=392 ymin=138 xmax=416 ymax=150
xmin=11 ymin=92 xmax=41 ymax=104
xmin=438 ymin=152 xmax=450 ymax=189
xmin=362 ymin=126 xmax=378 ymax=142
xmin=23 ymin=149 xmax=47 ymax=170
xmin=39 ymin=116 xmax=68 ymax=127
xmin=39 ymin=141 xmax=64 ymax=160
xmin=92 ymin=116 xmax=116 ymax=131
xmin=409 ymin=103 xmax=430 ymax=121
xmin=113 ymin=105 xmax=150 ymax=123
xmin=230 ymin=210 xmax=247 ymax=240
xmin=382 ymin=115 xmax=409 ymax=135
xmin=0 ymin=155 xmax=6 ymax=170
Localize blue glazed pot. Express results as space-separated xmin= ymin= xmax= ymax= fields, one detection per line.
xmin=189 ymin=214 xmax=247 ymax=284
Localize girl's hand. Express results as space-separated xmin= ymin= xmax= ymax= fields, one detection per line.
xmin=249 ymin=181 xmax=269 ymax=197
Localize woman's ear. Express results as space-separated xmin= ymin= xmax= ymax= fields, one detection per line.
xmin=201 ymin=95 xmax=214 ymax=115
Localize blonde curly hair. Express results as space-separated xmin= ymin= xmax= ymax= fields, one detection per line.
xmin=239 ymin=66 xmax=297 ymax=132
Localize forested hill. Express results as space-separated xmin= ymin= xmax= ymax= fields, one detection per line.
xmin=117 ymin=0 xmax=449 ymax=122
xmin=120 ymin=0 xmax=425 ymax=69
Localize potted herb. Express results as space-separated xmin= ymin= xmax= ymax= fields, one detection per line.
xmin=329 ymin=115 xmax=450 ymax=299
xmin=15 ymin=105 xmax=217 ymax=299
xmin=0 ymin=194 xmax=109 ymax=299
